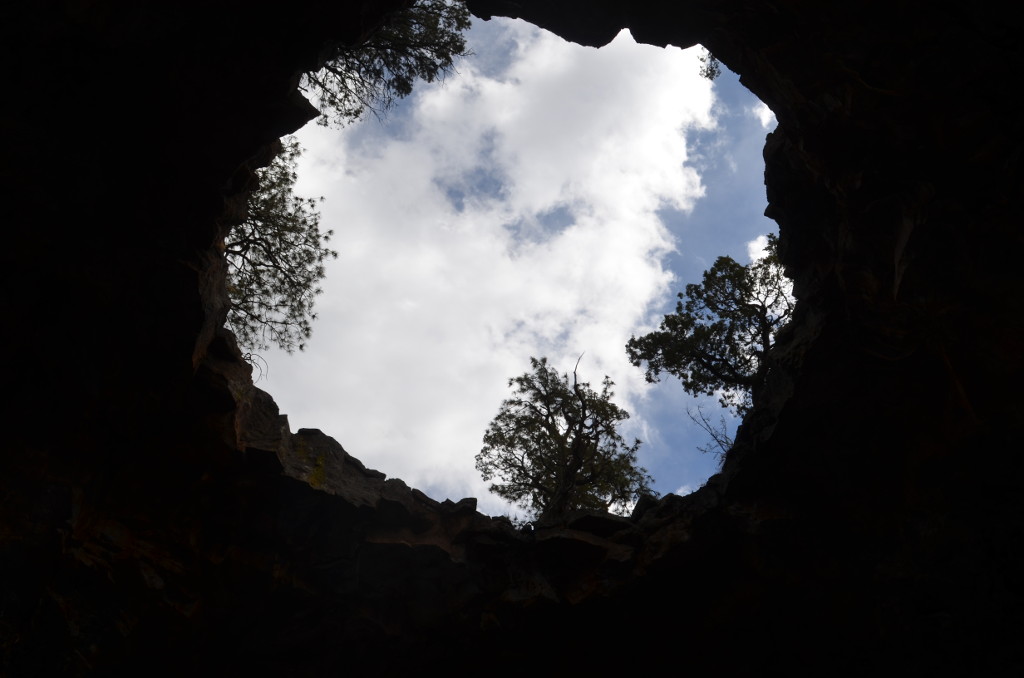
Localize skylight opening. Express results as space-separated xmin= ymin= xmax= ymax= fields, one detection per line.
xmin=248 ymin=17 xmax=779 ymax=518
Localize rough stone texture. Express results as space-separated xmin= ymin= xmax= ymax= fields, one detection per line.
xmin=3 ymin=0 xmax=1022 ymax=675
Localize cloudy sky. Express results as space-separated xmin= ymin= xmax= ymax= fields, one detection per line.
xmin=255 ymin=16 xmax=778 ymax=518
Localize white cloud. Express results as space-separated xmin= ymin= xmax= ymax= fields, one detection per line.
xmin=746 ymin=234 xmax=770 ymax=262
xmin=261 ymin=20 xmax=717 ymax=516
xmin=750 ymin=101 xmax=777 ymax=130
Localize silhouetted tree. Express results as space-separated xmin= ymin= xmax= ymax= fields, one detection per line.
xmin=302 ymin=0 xmax=472 ymax=127
xmin=225 ymin=137 xmax=336 ymax=353
xmin=698 ymin=47 xmax=721 ymax=80
xmin=476 ymin=357 xmax=655 ymax=522
xmin=626 ymin=235 xmax=793 ymax=417
xmin=225 ymin=2 xmax=470 ymax=350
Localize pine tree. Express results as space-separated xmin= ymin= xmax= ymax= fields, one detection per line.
xmin=626 ymin=235 xmax=793 ymax=416
xmin=225 ymin=137 xmax=336 ymax=353
xmin=302 ymin=0 xmax=472 ymax=127
xmin=476 ymin=357 xmax=655 ymax=522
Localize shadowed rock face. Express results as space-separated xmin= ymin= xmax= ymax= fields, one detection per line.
xmin=3 ymin=1 xmax=1021 ymax=674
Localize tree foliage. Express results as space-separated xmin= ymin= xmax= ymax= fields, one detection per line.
xmin=224 ymin=3 xmax=470 ymax=350
xmin=225 ymin=137 xmax=336 ymax=353
xmin=301 ymin=0 xmax=472 ymax=127
xmin=476 ymin=357 xmax=656 ymax=522
xmin=224 ymin=2 xmax=469 ymax=350
xmin=626 ymin=235 xmax=793 ymax=417
xmin=698 ymin=47 xmax=722 ymax=81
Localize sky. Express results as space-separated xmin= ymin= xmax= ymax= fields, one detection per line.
xmin=254 ymin=16 xmax=778 ymax=518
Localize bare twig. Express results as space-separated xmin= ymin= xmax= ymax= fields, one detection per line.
xmin=686 ymin=404 xmax=734 ymax=461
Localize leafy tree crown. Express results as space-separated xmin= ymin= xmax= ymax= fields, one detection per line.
xmin=476 ymin=357 xmax=656 ymax=522
xmin=626 ymin=235 xmax=793 ymax=416
xmin=301 ymin=0 xmax=472 ymax=127
xmin=225 ymin=137 xmax=337 ymax=353
xmin=698 ymin=47 xmax=722 ymax=80
xmin=225 ymin=2 xmax=470 ymax=350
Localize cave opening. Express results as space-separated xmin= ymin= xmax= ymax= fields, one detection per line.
xmin=250 ymin=16 xmax=780 ymax=518
xmin=7 ymin=1 xmax=1020 ymax=672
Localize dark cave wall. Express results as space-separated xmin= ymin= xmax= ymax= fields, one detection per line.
xmin=2 ymin=1 xmax=418 ymax=672
xmin=5 ymin=0 xmax=410 ymax=446
xmin=3 ymin=0 xmax=1022 ymax=674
